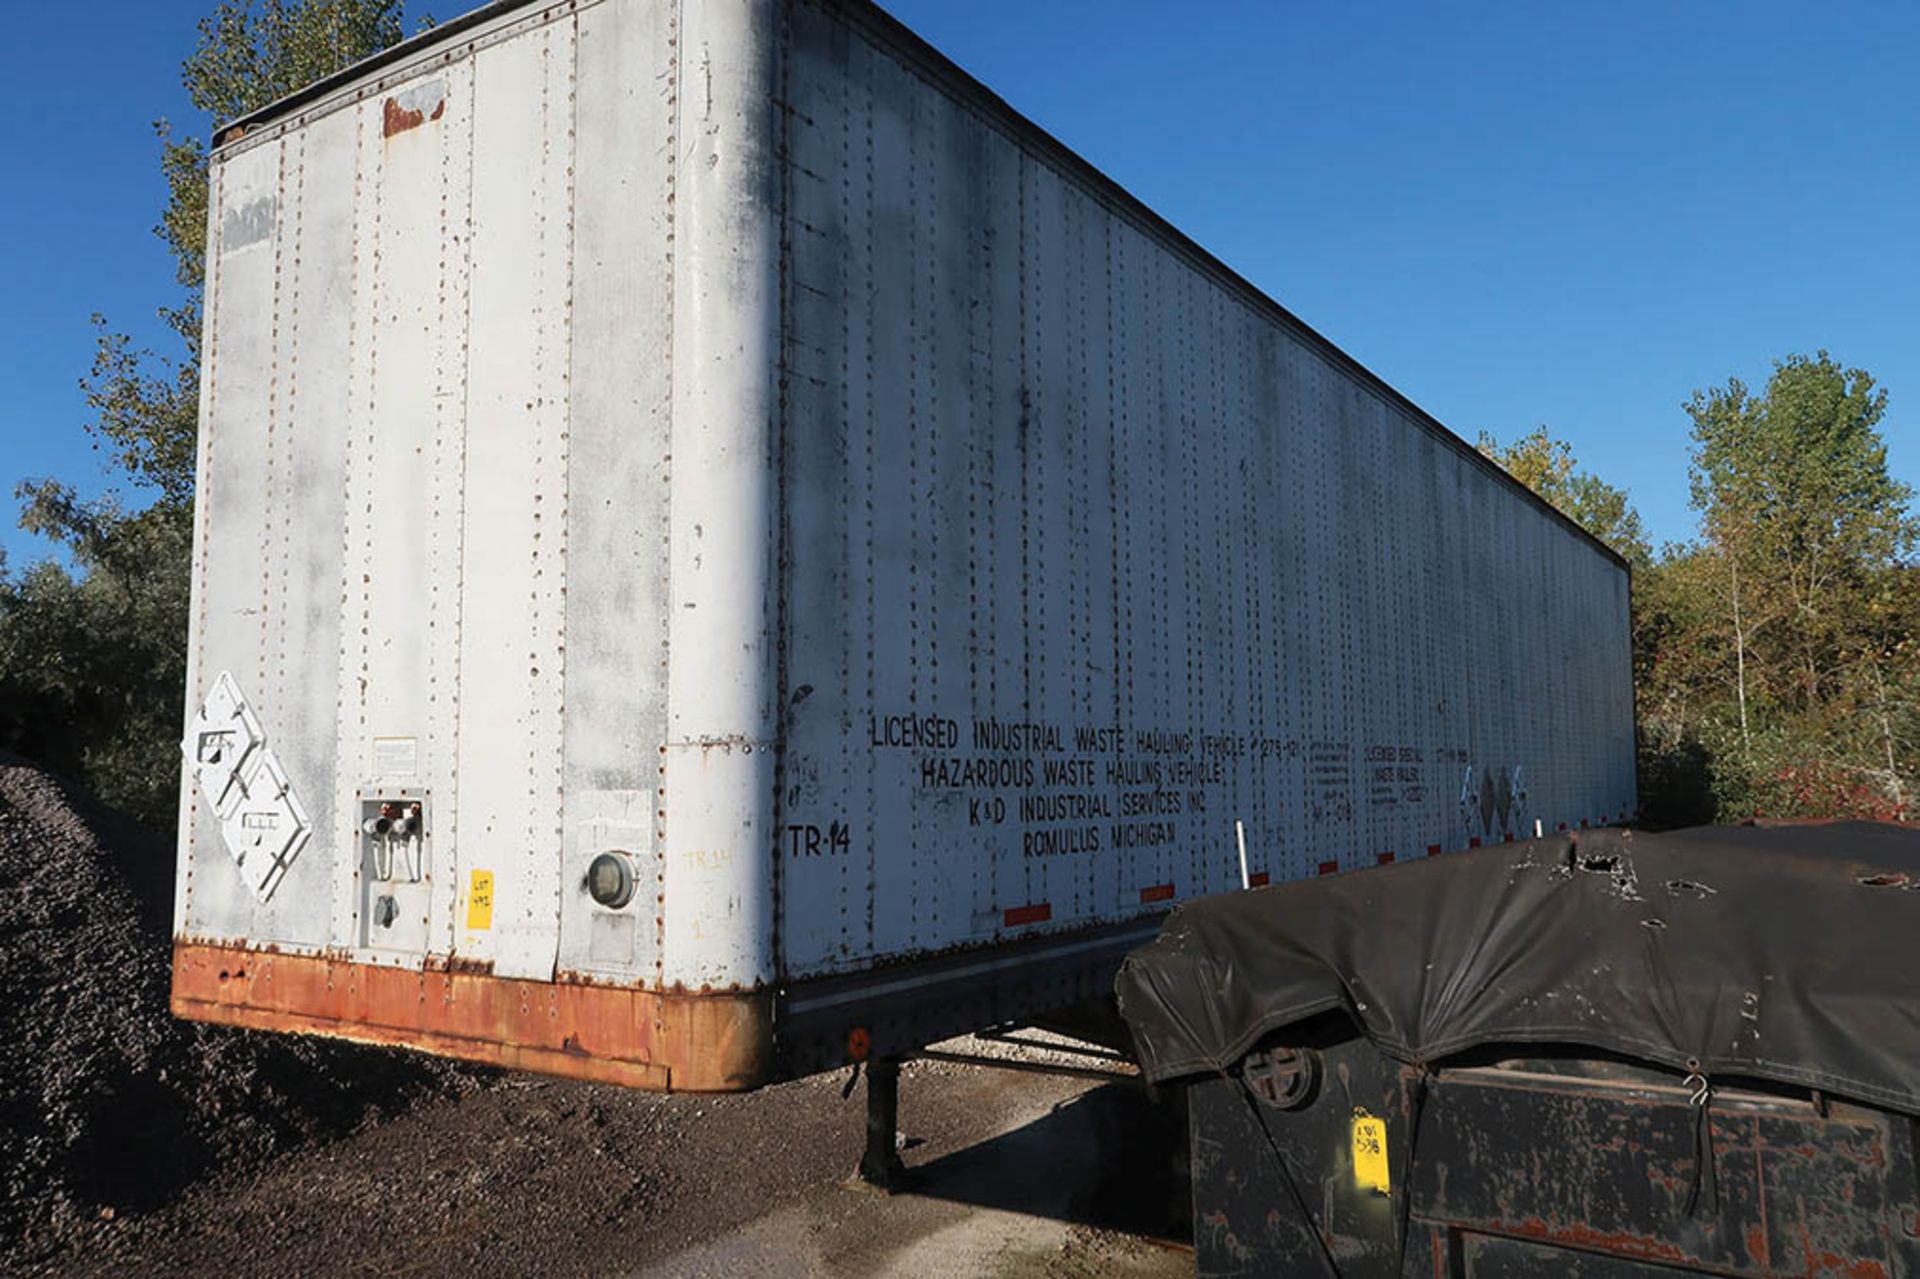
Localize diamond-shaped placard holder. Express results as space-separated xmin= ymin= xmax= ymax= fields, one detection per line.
xmin=187 ymin=672 xmax=264 ymax=820
xmin=184 ymin=671 xmax=310 ymax=902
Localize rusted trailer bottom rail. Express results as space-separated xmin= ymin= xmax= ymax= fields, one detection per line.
xmin=172 ymin=941 xmax=772 ymax=1092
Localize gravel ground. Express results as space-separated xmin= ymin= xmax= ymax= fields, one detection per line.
xmin=33 ymin=1057 xmax=1189 ymax=1277
xmin=0 ymin=758 xmax=476 ymax=1263
xmin=3 ymin=758 xmax=1191 ymax=1277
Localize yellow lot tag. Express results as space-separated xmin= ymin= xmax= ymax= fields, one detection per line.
xmin=1351 ymin=1108 xmax=1390 ymax=1195
xmin=465 ymin=870 xmax=495 ymax=930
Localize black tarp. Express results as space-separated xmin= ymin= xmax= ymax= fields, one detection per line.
xmin=1116 ymin=823 xmax=1920 ymax=1112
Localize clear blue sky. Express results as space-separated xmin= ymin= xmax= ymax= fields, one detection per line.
xmin=3 ymin=0 xmax=1915 ymax=569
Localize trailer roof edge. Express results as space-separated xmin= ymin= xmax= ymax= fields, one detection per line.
xmin=209 ymin=0 xmax=542 ymax=148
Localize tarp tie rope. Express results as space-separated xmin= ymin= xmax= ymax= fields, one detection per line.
xmin=1682 ymin=1063 xmax=1718 ymax=1217
xmin=1236 ymin=1074 xmax=1342 ymax=1277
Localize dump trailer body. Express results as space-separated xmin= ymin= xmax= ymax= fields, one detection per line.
xmin=172 ymin=0 xmax=1634 ymax=1091
xmin=1185 ymin=1040 xmax=1920 ymax=1277
xmin=1117 ymin=822 xmax=1920 ymax=1274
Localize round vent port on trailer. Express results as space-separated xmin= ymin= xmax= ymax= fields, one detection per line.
xmin=586 ymin=851 xmax=638 ymax=909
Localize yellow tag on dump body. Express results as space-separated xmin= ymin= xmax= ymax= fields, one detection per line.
xmin=466 ymin=870 xmax=494 ymax=930
xmin=1351 ymin=1108 xmax=1390 ymax=1195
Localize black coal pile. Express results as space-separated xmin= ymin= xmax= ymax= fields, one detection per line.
xmin=0 ymin=756 xmax=480 ymax=1256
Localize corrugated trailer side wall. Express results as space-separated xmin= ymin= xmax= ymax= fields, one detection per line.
xmin=772 ymin=0 xmax=1635 ymax=983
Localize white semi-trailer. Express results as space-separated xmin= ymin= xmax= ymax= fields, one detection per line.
xmin=172 ymin=0 xmax=1635 ymax=1097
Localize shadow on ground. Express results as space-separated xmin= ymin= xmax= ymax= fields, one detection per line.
xmin=900 ymin=1080 xmax=1190 ymax=1244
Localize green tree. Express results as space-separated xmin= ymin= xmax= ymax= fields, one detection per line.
xmin=1682 ymin=353 xmax=1918 ymax=818
xmin=2 ymin=1 xmax=417 ymax=826
xmin=1687 ymin=354 xmax=1915 ymax=706
xmin=1477 ymin=426 xmax=1653 ymax=567
xmin=0 ymin=499 xmax=194 ymax=822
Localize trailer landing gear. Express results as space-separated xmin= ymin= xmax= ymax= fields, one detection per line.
xmin=854 ymin=1057 xmax=908 ymax=1192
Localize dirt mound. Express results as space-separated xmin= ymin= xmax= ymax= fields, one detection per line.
xmin=0 ymin=756 xmax=479 ymax=1258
